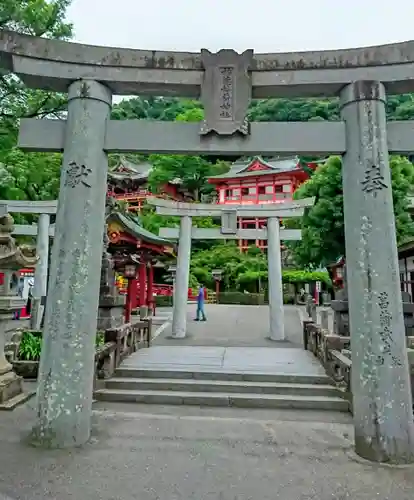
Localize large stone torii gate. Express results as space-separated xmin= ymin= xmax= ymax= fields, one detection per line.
xmin=147 ymin=196 xmax=314 ymax=341
xmin=1 ymin=31 xmax=414 ymax=462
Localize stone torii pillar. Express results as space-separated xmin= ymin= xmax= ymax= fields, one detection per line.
xmin=341 ymin=81 xmax=414 ymax=463
xmin=149 ymin=197 xmax=314 ymax=341
xmin=30 ymin=80 xmax=112 ymax=448
xmin=267 ymin=216 xmax=284 ymax=340
xmin=31 ymin=213 xmax=50 ymax=329
xmin=173 ymin=215 xmax=192 ymax=338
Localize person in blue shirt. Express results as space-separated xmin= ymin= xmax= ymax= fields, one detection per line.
xmin=194 ymin=284 xmax=207 ymax=321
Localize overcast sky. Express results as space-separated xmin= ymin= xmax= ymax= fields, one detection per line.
xmin=67 ymin=0 xmax=414 ymax=53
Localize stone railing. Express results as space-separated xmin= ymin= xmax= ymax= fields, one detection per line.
xmin=94 ymin=318 xmax=152 ymax=390
xmin=303 ymin=318 xmax=414 ymax=413
xmin=5 ymin=318 xmax=152 ymax=390
xmin=102 ymin=319 xmax=152 ymax=367
xmin=330 ymin=297 xmax=414 ymax=337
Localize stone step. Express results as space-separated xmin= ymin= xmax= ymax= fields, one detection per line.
xmin=94 ymin=388 xmax=349 ymax=412
xmin=106 ymin=377 xmax=339 ymax=397
xmin=115 ymin=367 xmax=331 ymax=385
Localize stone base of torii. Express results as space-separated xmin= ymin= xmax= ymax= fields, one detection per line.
xmin=147 ymin=197 xmax=315 ymax=341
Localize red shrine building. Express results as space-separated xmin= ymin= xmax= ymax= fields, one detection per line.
xmin=107 ymin=211 xmax=175 ymax=320
xmin=107 ymin=157 xmax=193 ymax=211
xmin=208 ymin=156 xmax=320 ymax=251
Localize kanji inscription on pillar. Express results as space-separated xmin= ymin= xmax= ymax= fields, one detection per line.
xmin=65 ymin=161 xmax=92 ymax=188
xmin=361 ymin=163 xmax=388 ymax=196
xmin=378 ymin=291 xmax=402 ymax=367
xmin=200 ymin=49 xmax=253 ymax=136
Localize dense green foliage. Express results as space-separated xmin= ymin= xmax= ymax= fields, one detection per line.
xmin=0 ymin=0 xmax=72 ymax=223
xmin=290 ymin=156 xmax=414 ymax=267
xmin=146 ymin=107 xmax=231 ymax=201
xmin=189 ymin=242 xmax=331 ymax=292
xmin=18 ymin=330 xmax=42 ymax=361
xmin=18 ymin=329 xmax=105 ymax=361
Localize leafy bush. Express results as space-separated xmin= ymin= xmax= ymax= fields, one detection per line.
xmin=281 ymin=270 xmax=331 ymax=286
xmin=155 ymin=295 xmax=173 ymax=307
xmin=217 ymin=292 xmax=266 ymax=305
xmin=18 ymin=330 xmax=108 ymax=361
xmin=190 ymin=242 xmax=332 ymax=292
xmin=96 ymin=331 xmax=105 ymax=347
xmin=18 ymin=331 xmax=42 ymax=361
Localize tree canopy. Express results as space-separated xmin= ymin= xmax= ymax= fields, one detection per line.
xmin=0 ymin=0 xmax=73 ymax=223
xmin=146 ymin=107 xmax=230 ymax=201
xmin=289 ymin=155 xmax=414 ymax=267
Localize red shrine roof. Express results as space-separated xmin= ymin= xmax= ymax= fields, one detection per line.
xmin=108 ymin=157 xmax=181 ymax=185
xmin=208 ymin=156 xmax=318 ymax=183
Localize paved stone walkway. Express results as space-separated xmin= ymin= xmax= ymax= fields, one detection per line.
xmin=0 ymin=401 xmax=413 ymax=500
xmin=154 ymin=304 xmax=303 ymax=348
xmin=123 ymin=345 xmax=326 ymax=377
xmin=122 ymin=304 xmax=322 ymax=378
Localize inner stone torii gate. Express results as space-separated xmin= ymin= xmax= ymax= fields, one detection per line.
xmin=147 ymin=196 xmax=314 ymax=341
xmin=0 ymin=200 xmax=57 ymax=329
xmin=2 ymin=31 xmax=414 ymax=462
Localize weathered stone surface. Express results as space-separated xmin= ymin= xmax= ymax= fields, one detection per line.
xmin=11 ymin=360 xmax=38 ymax=379
xmin=0 ymin=214 xmax=36 ymax=409
xmin=0 ymin=371 xmax=22 ymax=403
xmin=171 ymin=216 xmax=192 ymax=338
xmin=31 ymin=213 xmax=50 ymax=330
xmin=32 ymin=80 xmax=112 ymax=448
xmin=267 ymin=217 xmax=284 ymax=341
xmin=340 ymin=81 xmax=414 ymax=463
xmin=97 ymin=304 xmax=124 ymax=331
xmin=200 ymin=49 xmax=253 ymax=136
xmin=5 ymin=29 xmax=414 ymax=96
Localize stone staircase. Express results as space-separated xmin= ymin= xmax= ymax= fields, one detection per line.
xmin=94 ymin=367 xmax=349 ymax=411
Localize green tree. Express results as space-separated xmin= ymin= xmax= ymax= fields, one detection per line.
xmin=1 ymin=0 xmax=73 ymax=126
xmin=111 ymin=97 xmax=202 ymax=122
xmin=0 ymin=0 xmax=73 ymax=217
xmin=147 ymin=107 xmax=229 ymax=201
xmin=148 ymin=154 xmax=229 ymax=201
xmin=0 ymin=149 xmax=62 ymax=224
xmin=290 ymin=155 xmax=414 ymax=267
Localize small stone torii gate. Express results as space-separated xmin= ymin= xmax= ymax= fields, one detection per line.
xmin=0 ymin=200 xmax=56 ymax=329
xmin=2 ymin=31 xmax=414 ymax=461
xmin=147 ymin=196 xmax=315 ymax=341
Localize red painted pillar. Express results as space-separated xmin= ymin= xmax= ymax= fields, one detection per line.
xmin=125 ymin=278 xmax=133 ymax=323
xmin=147 ymin=263 xmax=154 ymax=314
xmin=139 ymin=261 xmax=146 ymax=307
xmin=130 ymin=277 xmax=138 ymax=310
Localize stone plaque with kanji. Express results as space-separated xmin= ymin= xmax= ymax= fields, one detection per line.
xmin=220 ymin=209 xmax=238 ymax=234
xmin=200 ymin=49 xmax=253 ymax=136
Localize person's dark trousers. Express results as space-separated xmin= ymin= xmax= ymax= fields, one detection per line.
xmin=195 ymin=302 xmax=206 ymax=321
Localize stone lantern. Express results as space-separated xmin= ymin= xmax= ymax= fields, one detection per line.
xmin=211 ymin=269 xmax=223 ymax=299
xmin=168 ymin=264 xmax=177 ymax=306
xmin=0 ymin=211 xmax=38 ymax=409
